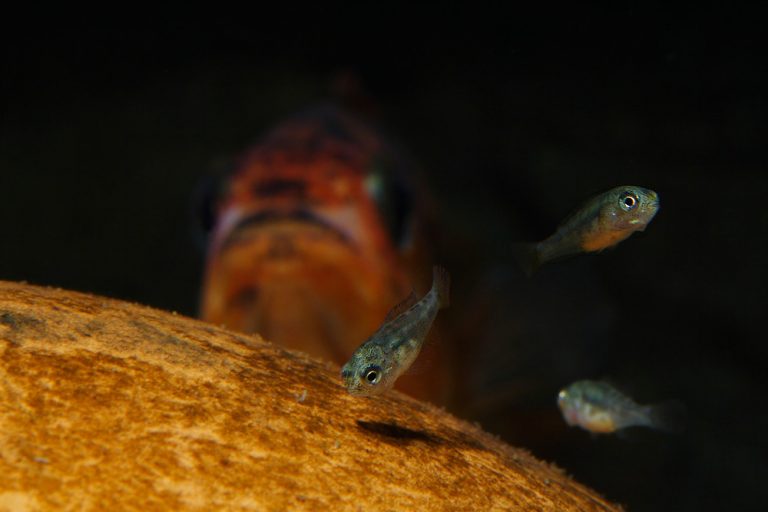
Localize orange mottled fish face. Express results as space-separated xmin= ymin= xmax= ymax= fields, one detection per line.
xmin=200 ymin=107 xmax=427 ymax=369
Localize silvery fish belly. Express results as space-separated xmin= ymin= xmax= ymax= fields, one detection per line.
xmin=341 ymin=266 xmax=450 ymax=397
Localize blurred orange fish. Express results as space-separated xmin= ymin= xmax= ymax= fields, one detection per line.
xmin=200 ymin=106 xmax=449 ymax=402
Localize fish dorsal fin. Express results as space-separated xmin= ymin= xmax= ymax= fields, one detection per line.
xmin=383 ymin=291 xmax=418 ymax=322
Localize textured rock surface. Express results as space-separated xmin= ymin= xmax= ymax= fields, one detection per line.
xmin=0 ymin=281 xmax=620 ymax=511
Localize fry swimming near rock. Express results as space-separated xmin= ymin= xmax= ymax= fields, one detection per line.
xmin=557 ymin=380 xmax=684 ymax=434
xmin=341 ymin=266 xmax=450 ymax=397
xmin=515 ymin=185 xmax=660 ymax=274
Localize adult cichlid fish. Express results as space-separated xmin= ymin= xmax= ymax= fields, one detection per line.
xmin=341 ymin=266 xmax=450 ymax=397
xmin=557 ymin=380 xmax=684 ymax=434
xmin=516 ymin=185 xmax=660 ymax=274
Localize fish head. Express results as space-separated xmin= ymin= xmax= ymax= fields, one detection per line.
xmin=607 ymin=185 xmax=660 ymax=232
xmin=557 ymin=386 xmax=583 ymax=426
xmin=558 ymin=381 xmax=619 ymax=433
xmin=558 ymin=381 xmax=594 ymax=426
xmin=340 ymin=344 xmax=393 ymax=396
xmin=199 ymin=107 xmax=422 ymax=364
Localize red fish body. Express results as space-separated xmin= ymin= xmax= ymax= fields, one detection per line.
xmin=200 ymin=106 xmax=447 ymax=401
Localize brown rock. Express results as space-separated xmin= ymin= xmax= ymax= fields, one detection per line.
xmin=0 ymin=281 xmax=620 ymax=511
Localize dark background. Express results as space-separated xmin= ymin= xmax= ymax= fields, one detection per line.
xmin=1 ymin=5 xmax=765 ymax=511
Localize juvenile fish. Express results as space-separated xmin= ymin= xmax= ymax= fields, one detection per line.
xmin=341 ymin=266 xmax=450 ymax=396
xmin=557 ymin=380 xmax=683 ymax=434
xmin=516 ymin=185 xmax=660 ymax=274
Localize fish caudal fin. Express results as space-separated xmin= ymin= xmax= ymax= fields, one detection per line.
xmin=512 ymin=243 xmax=541 ymax=277
xmin=646 ymin=400 xmax=687 ymax=433
xmin=432 ymin=266 xmax=450 ymax=309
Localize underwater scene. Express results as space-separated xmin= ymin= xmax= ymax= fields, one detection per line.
xmin=2 ymin=6 xmax=765 ymax=511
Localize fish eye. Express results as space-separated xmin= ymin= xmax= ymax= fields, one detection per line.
xmin=365 ymin=163 xmax=414 ymax=249
xmin=618 ymin=191 xmax=639 ymax=211
xmin=361 ymin=365 xmax=382 ymax=385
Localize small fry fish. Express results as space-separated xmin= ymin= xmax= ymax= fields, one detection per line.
xmin=557 ymin=380 xmax=683 ymax=434
xmin=341 ymin=266 xmax=450 ymax=396
xmin=516 ymin=185 xmax=660 ymax=274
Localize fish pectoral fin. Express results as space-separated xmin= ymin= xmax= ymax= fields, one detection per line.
xmin=383 ymin=291 xmax=419 ymax=322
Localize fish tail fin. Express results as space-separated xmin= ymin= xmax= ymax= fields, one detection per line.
xmin=431 ymin=265 xmax=450 ymax=309
xmin=646 ymin=400 xmax=687 ymax=433
xmin=512 ymin=243 xmax=541 ymax=277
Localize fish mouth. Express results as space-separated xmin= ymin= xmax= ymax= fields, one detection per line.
xmin=641 ymin=199 xmax=661 ymax=228
xmin=344 ymin=386 xmax=366 ymax=396
xmin=342 ymin=382 xmax=367 ymax=396
xmin=340 ymin=368 xmax=358 ymax=392
xmin=340 ymin=368 xmax=378 ymax=396
xmin=646 ymin=190 xmax=660 ymax=210
xmin=221 ymin=208 xmax=354 ymax=249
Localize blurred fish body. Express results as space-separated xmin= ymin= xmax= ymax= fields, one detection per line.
xmin=341 ymin=266 xmax=450 ymax=397
xmin=199 ymin=106 xmax=449 ymax=401
xmin=557 ymin=380 xmax=681 ymax=434
xmin=516 ymin=185 xmax=660 ymax=274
